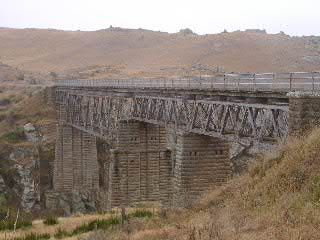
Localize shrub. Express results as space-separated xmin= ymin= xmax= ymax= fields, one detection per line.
xmin=72 ymin=217 xmax=120 ymax=235
xmin=0 ymin=218 xmax=32 ymax=231
xmin=1 ymin=127 xmax=26 ymax=142
xmin=14 ymin=232 xmax=50 ymax=240
xmin=52 ymin=212 xmax=152 ymax=238
xmin=54 ymin=217 xmax=121 ymax=238
xmin=49 ymin=72 xmax=57 ymax=79
xmin=54 ymin=228 xmax=69 ymax=239
xmin=43 ymin=216 xmax=58 ymax=225
xmin=128 ymin=209 xmax=153 ymax=218
xmin=16 ymin=73 xmax=25 ymax=81
xmin=310 ymin=175 xmax=320 ymax=206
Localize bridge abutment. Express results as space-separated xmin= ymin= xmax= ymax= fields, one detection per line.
xmin=173 ymin=132 xmax=232 ymax=207
xmin=289 ymin=93 xmax=320 ymax=136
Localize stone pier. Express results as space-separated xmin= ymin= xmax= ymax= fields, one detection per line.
xmin=45 ymin=124 xmax=99 ymax=211
xmin=53 ymin=124 xmax=99 ymax=192
xmin=108 ymin=121 xmax=172 ymax=208
xmin=289 ymin=92 xmax=320 ymax=136
xmin=173 ymin=132 xmax=232 ymax=207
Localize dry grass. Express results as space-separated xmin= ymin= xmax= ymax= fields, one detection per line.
xmin=0 ymin=213 xmax=114 ymax=239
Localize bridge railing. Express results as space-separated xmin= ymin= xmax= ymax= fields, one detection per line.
xmin=54 ymin=72 xmax=320 ymax=92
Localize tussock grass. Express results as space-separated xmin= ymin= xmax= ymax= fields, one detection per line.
xmin=129 ymin=209 xmax=153 ymax=218
xmin=0 ymin=219 xmax=32 ymax=231
xmin=42 ymin=216 xmax=58 ymax=225
xmin=13 ymin=232 xmax=50 ymax=240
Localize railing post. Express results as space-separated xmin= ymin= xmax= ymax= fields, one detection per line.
xmin=272 ymin=73 xmax=275 ymax=91
xmin=171 ymin=79 xmax=173 ymax=88
xmin=312 ymin=72 xmax=315 ymax=92
xmin=211 ymin=76 xmax=213 ymax=89
xmin=289 ymin=73 xmax=293 ymax=91
xmin=237 ymin=75 xmax=240 ymax=91
xmin=188 ymin=77 xmax=190 ymax=89
xmin=253 ymin=73 xmax=256 ymax=91
xmin=223 ymin=74 xmax=226 ymax=90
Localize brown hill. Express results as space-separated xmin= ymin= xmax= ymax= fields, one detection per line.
xmin=0 ymin=27 xmax=320 ymax=77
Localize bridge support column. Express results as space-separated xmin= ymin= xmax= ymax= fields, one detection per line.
xmin=173 ymin=132 xmax=231 ymax=207
xmin=53 ymin=124 xmax=99 ymax=192
xmin=289 ymin=93 xmax=320 ymax=136
xmin=108 ymin=121 xmax=172 ymax=208
xmin=46 ymin=124 xmax=99 ymax=212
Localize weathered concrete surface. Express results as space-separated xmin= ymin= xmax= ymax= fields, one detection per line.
xmin=53 ymin=124 xmax=99 ymax=192
xmin=288 ymin=92 xmax=320 ymax=136
xmin=109 ymin=121 xmax=172 ymax=208
xmin=173 ymin=132 xmax=231 ymax=207
xmin=46 ymin=124 xmax=100 ymax=213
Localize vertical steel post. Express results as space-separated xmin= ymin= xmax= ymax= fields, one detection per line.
xmin=312 ymin=72 xmax=315 ymax=92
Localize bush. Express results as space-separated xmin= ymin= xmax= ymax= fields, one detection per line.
xmin=54 ymin=228 xmax=69 ymax=239
xmin=72 ymin=217 xmax=120 ymax=235
xmin=54 ymin=217 xmax=121 ymax=238
xmin=49 ymin=72 xmax=57 ymax=79
xmin=14 ymin=232 xmax=50 ymax=240
xmin=52 ymin=212 xmax=153 ymax=238
xmin=43 ymin=216 xmax=58 ymax=225
xmin=129 ymin=209 xmax=153 ymax=218
xmin=0 ymin=218 xmax=32 ymax=231
xmin=1 ymin=127 xmax=26 ymax=142
xmin=16 ymin=73 xmax=25 ymax=81
xmin=310 ymin=175 xmax=320 ymax=206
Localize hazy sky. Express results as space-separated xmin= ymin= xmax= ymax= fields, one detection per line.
xmin=1 ymin=0 xmax=319 ymax=36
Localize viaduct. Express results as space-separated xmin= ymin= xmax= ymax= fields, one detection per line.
xmin=45 ymin=72 xmax=320 ymax=211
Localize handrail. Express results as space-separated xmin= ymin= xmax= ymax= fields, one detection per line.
xmin=53 ymin=71 xmax=320 ymax=92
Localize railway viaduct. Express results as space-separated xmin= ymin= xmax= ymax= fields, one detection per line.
xmin=44 ymin=72 xmax=320 ymax=211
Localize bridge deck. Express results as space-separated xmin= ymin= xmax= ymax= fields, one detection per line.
xmin=54 ymin=72 xmax=320 ymax=93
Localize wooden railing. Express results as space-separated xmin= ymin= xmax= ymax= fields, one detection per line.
xmin=54 ymin=72 xmax=320 ymax=92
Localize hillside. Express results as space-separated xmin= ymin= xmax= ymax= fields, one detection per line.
xmin=0 ymin=27 xmax=320 ymax=78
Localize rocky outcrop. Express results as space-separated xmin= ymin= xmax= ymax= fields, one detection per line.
xmin=24 ymin=123 xmax=41 ymax=144
xmin=8 ymin=144 xmax=40 ymax=212
xmin=45 ymin=190 xmax=97 ymax=216
xmin=0 ymin=175 xmax=6 ymax=192
xmin=14 ymin=163 xmax=39 ymax=211
xmin=2 ymin=122 xmax=53 ymax=213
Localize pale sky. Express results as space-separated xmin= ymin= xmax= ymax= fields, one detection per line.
xmin=1 ymin=0 xmax=319 ymax=36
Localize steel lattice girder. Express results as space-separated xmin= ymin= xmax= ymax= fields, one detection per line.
xmin=56 ymin=90 xmax=289 ymax=143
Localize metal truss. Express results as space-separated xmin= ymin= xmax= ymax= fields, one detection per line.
xmin=56 ymin=90 xmax=289 ymax=143
xmin=131 ymin=96 xmax=288 ymax=141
